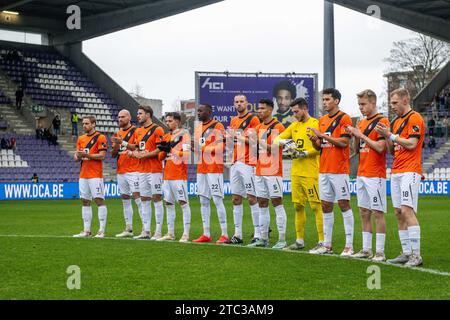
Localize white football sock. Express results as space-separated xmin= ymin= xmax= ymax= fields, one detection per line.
xmin=122 ymin=199 xmax=133 ymax=230
xmin=82 ymin=206 xmax=92 ymax=232
xmin=362 ymin=231 xmax=372 ymax=251
xmin=274 ymin=205 xmax=287 ymax=242
xmin=200 ymin=196 xmax=211 ymax=237
xmin=154 ymin=200 xmax=164 ymax=234
xmin=98 ymin=206 xmax=107 ymax=232
xmin=181 ymin=203 xmax=191 ymax=236
xmin=134 ymin=197 xmax=143 ymax=219
xmin=376 ymin=233 xmax=386 ymax=253
xmin=213 ymin=195 xmax=228 ymax=237
xmin=166 ymin=204 xmax=176 ymax=235
xmin=141 ymin=200 xmax=151 ymax=232
xmin=323 ymin=212 xmax=334 ymax=247
xmin=250 ymin=203 xmax=261 ymax=239
xmin=233 ymin=204 xmax=243 ymax=238
xmin=259 ymin=206 xmax=270 ymax=240
xmin=399 ymin=229 xmax=412 ymax=254
xmin=408 ymin=226 xmax=421 ymax=255
xmin=342 ymin=209 xmax=354 ymax=248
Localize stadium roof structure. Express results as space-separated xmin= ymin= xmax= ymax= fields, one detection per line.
xmin=0 ymin=0 xmax=224 ymax=45
xmin=327 ymin=0 xmax=450 ymax=43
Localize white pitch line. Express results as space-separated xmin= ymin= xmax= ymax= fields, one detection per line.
xmin=1 ymin=234 xmax=449 ymax=277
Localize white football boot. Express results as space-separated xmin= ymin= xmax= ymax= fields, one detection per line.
xmin=179 ymin=234 xmax=189 ymax=243
xmin=73 ymin=231 xmax=91 ymax=238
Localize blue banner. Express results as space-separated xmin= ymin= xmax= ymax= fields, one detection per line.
xmin=196 ymin=72 xmax=318 ymax=128
xmin=1 ymin=180 xmax=449 ymax=200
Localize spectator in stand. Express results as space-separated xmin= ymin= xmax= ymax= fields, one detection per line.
xmin=36 ymin=124 xmax=45 ymax=140
xmin=15 ymin=88 xmax=23 ymax=110
xmin=10 ymin=137 xmax=16 ymax=151
xmin=439 ymin=93 xmax=446 ymax=111
xmin=43 ymin=127 xmax=52 ymax=145
xmin=20 ymin=72 xmax=27 ymax=91
xmin=428 ymin=116 xmax=435 ymax=136
xmin=31 ymin=173 xmax=39 ymax=183
xmin=436 ymin=118 xmax=443 ymax=137
xmin=52 ymin=114 xmax=61 ymax=136
xmin=71 ymin=110 xmax=79 ymax=137
xmin=442 ymin=116 xmax=448 ymax=137
xmin=446 ymin=92 xmax=450 ymax=111
xmin=1 ymin=137 xmax=8 ymax=149
xmin=428 ymin=136 xmax=436 ymax=149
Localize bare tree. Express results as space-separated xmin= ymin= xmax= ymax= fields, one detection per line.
xmin=130 ymin=83 xmax=144 ymax=98
xmin=385 ymin=33 xmax=450 ymax=91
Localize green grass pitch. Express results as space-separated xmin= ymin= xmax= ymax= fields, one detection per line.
xmin=0 ymin=195 xmax=449 ymax=300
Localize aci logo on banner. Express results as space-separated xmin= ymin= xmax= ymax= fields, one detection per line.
xmin=201 ymin=78 xmax=224 ymax=90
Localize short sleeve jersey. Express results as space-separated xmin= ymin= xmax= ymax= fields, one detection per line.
xmin=255 ymin=119 xmax=285 ymax=177
xmin=319 ymin=110 xmax=352 ymax=174
xmin=391 ymin=110 xmax=425 ymax=175
xmin=114 ymin=126 xmax=140 ymax=174
xmin=194 ymin=119 xmax=225 ymax=174
xmin=161 ymin=131 xmax=191 ymax=181
xmin=135 ymin=124 xmax=165 ymax=173
xmin=357 ymin=114 xmax=389 ymax=178
xmin=230 ymin=113 xmax=260 ymax=166
xmin=76 ymin=132 xmax=107 ymax=179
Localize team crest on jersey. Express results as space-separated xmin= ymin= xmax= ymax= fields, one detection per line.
xmin=412 ymin=125 xmax=420 ymax=133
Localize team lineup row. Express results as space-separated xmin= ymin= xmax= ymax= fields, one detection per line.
xmin=72 ymin=87 xmax=425 ymax=267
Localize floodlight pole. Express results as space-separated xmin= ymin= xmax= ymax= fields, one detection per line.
xmin=324 ymin=1 xmax=336 ymax=89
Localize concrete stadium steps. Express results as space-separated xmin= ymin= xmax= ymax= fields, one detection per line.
xmin=0 ymin=104 xmax=34 ymax=135
xmin=423 ymin=140 xmax=450 ymax=173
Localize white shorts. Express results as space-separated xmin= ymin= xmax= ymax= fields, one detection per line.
xmin=255 ymin=175 xmax=283 ymax=199
xmin=139 ymin=172 xmax=163 ymax=197
xmin=163 ymin=180 xmax=189 ymax=204
xmin=230 ymin=161 xmax=257 ymax=197
xmin=319 ymin=173 xmax=350 ymax=203
xmin=356 ymin=176 xmax=387 ymax=213
xmin=117 ymin=172 xmax=140 ymax=196
xmin=79 ymin=178 xmax=105 ymax=200
xmin=391 ymin=172 xmax=421 ymax=213
xmin=197 ymin=173 xmax=224 ymax=198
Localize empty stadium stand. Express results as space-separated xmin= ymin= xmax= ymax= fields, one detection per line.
xmin=0 ymin=46 xmax=119 ymax=134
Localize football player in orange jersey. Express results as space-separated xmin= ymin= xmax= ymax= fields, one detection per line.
xmin=192 ymin=104 xmax=229 ymax=244
xmin=111 ymin=110 xmax=143 ymax=238
xmin=226 ymin=94 xmax=261 ymax=245
xmin=128 ymin=106 xmax=165 ymax=240
xmin=308 ymin=88 xmax=355 ymax=256
xmin=345 ymin=90 xmax=388 ymax=262
xmin=247 ymin=99 xmax=287 ymax=249
xmin=73 ymin=116 xmax=108 ymax=238
xmin=375 ymin=88 xmax=425 ymax=267
xmin=157 ymin=112 xmax=192 ymax=243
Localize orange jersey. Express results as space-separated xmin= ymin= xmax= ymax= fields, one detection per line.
xmin=135 ymin=124 xmax=165 ymax=173
xmin=194 ymin=119 xmax=225 ymax=174
xmin=255 ymin=119 xmax=285 ymax=177
xmin=76 ymin=131 xmax=107 ymax=179
xmin=230 ymin=112 xmax=260 ymax=166
xmin=391 ymin=110 xmax=425 ymax=175
xmin=114 ymin=126 xmax=140 ymax=174
xmin=319 ymin=110 xmax=352 ymax=174
xmin=161 ymin=130 xmax=191 ymax=180
xmin=357 ymin=114 xmax=389 ymax=178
